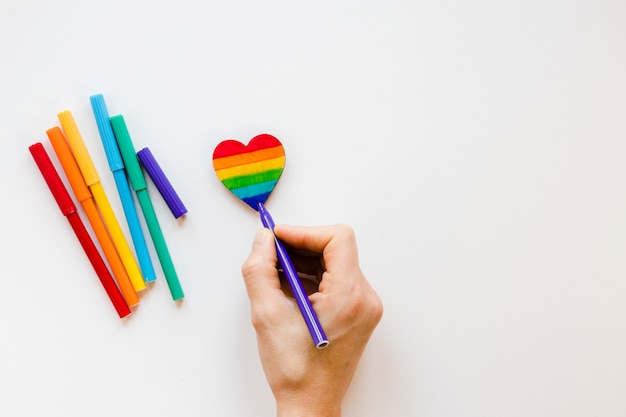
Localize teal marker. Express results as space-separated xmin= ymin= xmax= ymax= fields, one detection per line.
xmin=110 ymin=114 xmax=184 ymax=300
xmin=90 ymin=94 xmax=156 ymax=282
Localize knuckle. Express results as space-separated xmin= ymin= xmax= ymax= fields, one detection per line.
xmin=250 ymin=302 xmax=281 ymax=330
xmin=241 ymin=256 xmax=264 ymax=279
xmin=370 ymin=293 xmax=384 ymax=324
xmin=339 ymin=285 xmax=384 ymax=327
xmin=335 ymin=224 xmax=356 ymax=241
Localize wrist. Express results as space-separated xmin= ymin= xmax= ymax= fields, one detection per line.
xmin=276 ymin=401 xmax=341 ymax=417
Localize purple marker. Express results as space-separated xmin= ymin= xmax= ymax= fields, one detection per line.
xmin=137 ymin=147 xmax=188 ymax=218
xmin=257 ymin=202 xmax=329 ymax=349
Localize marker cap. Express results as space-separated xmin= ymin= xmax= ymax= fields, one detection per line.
xmin=90 ymin=94 xmax=125 ymax=171
xmin=58 ymin=110 xmax=100 ymax=186
xmin=109 ymin=115 xmax=147 ymax=191
xmin=137 ymin=147 xmax=188 ymax=218
xmin=47 ymin=127 xmax=92 ymax=203
xmin=29 ymin=142 xmax=77 ymax=216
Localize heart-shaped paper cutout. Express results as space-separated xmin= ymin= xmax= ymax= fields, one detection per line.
xmin=212 ymin=134 xmax=285 ymax=210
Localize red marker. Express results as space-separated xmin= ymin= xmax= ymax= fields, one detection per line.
xmin=28 ymin=142 xmax=131 ymax=318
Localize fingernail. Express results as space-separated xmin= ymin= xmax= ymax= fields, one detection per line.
xmin=255 ymin=227 xmax=273 ymax=244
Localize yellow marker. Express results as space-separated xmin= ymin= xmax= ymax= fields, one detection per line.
xmin=58 ymin=110 xmax=146 ymax=292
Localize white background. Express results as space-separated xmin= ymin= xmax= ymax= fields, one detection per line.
xmin=1 ymin=1 xmax=625 ymax=416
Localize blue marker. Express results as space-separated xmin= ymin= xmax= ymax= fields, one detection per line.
xmin=90 ymin=94 xmax=156 ymax=282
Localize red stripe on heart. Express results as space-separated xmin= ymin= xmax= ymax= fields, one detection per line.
xmin=212 ymin=134 xmax=283 ymax=159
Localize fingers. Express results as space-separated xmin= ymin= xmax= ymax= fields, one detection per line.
xmin=284 ymin=250 xmax=323 ymax=277
xmin=274 ymin=224 xmax=383 ymax=341
xmin=274 ymin=224 xmax=360 ymax=275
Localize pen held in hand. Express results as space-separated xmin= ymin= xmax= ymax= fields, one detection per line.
xmin=212 ymin=134 xmax=328 ymax=348
xmin=258 ymin=202 xmax=329 ymax=349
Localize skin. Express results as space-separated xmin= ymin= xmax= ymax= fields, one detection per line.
xmin=242 ymin=224 xmax=383 ymax=417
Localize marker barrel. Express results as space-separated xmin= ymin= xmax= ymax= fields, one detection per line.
xmin=257 ymin=203 xmax=328 ymax=349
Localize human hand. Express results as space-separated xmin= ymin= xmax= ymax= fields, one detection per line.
xmin=241 ymin=224 xmax=383 ymax=417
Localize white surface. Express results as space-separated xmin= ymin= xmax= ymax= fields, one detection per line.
xmin=1 ymin=1 xmax=625 ymax=416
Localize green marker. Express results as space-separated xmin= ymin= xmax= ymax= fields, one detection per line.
xmin=110 ymin=114 xmax=184 ymax=300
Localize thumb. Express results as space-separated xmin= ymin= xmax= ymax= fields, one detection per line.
xmin=241 ymin=228 xmax=281 ymax=303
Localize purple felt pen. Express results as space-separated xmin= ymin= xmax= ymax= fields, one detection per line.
xmin=257 ymin=202 xmax=329 ymax=349
xmin=137 ymin=147 xmax=188 ymax=218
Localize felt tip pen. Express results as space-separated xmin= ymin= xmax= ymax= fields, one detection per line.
xmin=109 ymin=114 xmax=184 ymax=301
xmin=58 ymin=110 xmax=146 ymax=294
xmin=257 ymin=202 xmax=329 ymax=349
xmin=47 ymin=127 xmax=139 ymax=307
xmin=90 ymin=94 xmax=156 ymax=283
xmin=28 ymin=142 xmax=131 ymax=318
xmin=137 ymin=147 xmax=188 ymax=219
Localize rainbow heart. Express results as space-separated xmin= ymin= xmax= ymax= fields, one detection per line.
xmin=212 ymin=134 xmax=285 ymax=210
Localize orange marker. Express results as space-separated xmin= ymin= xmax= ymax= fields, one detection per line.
xmin=47 ymin=127 xmax=139 ymax=307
